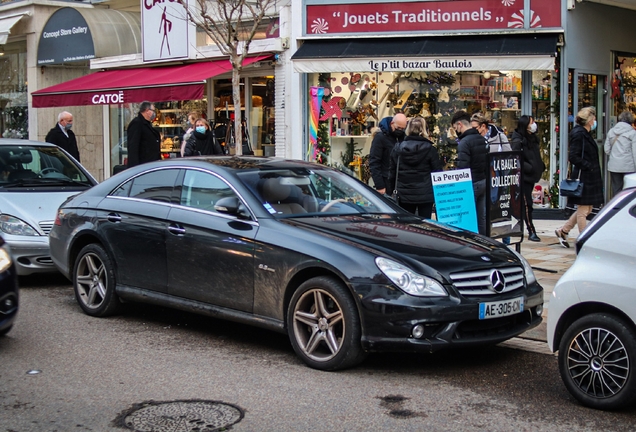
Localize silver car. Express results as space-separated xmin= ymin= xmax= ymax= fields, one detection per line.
xmin=0 ymin=139 xmax=97 ymax=275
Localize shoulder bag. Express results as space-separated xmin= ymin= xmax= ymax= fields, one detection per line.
xmin=559 ymin=139 xmax=585 ymax=198
xmin=391 ymin=156 xmax=400 ymax=202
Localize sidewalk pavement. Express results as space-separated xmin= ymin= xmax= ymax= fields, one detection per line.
xmin=499 ymin=218 xmax=578 ymax=354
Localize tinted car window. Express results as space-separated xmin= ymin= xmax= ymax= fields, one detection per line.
xmin=180 ymin=170 xmax=237 ymax=212
xmin=0 ymin=146 xmax=91 ymax=185
xmin=237 ymin=167 xmax=394 ymax=217
xmin=125 ymin=169 xmax=179 ymax=203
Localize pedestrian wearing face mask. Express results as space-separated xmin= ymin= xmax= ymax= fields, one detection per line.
xmin=555 ymin=106 xmax=604 ymax=248
xmin=369 ymin=113 xmax=407 ymax=195
xmin=126 ymin=101 xmax=161 ymax=168
xmin=180 ymin=111 xmax=199 ymax=157
xmin=183 ymin=118 xmax=223 ymax=156
xmin=511 ymin=115 xmax=545 ymax=242
xmin=45 ymin=111 xmax=80 ymax=161
xmin=451 ymin=110 xmax=489 ymax=235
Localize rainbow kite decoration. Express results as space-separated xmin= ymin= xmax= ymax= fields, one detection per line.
xmin=309 ymin=86 xmax=324 ymax=159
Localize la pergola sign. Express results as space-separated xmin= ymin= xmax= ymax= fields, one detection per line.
xmin=305 ymin=0 xmax=561 ymax=35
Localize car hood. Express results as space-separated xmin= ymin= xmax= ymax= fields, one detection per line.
xmin=0 ymin=191 xmax=78 ymax=230
xmin=283 ymin=215 xmax=519 ymax=277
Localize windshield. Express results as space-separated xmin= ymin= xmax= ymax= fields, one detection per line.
xmin=0 ymin=145 xmax=91 ymax=187
xmin=237 ymin=166 xmax=398 ymax=217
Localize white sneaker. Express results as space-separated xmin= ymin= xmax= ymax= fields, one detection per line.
xmin=555 ymin=229 xmax=570 ymax=248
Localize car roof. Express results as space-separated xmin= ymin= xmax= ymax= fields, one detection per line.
xmin=145 ymin=156 xmax=327 ymax=173
xmin=0 ymin=139 xmax=59 ymax=148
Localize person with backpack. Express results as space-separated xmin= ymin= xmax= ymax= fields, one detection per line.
xmin=389 ymin=116 xmax=443 ymax=218
xmin=511 ymin=115 xmax=546 ymax=242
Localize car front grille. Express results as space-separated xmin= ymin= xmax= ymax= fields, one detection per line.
xmin=449 ymin=266 xmax=524 ymax=296
xmin=39 ymin=221 xmax=54 ymax=235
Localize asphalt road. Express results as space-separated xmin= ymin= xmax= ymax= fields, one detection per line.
xmin=2 ymin=274 xmax=636 ymax=432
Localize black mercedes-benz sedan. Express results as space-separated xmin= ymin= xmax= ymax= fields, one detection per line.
xmin=49 ymin=157 xmax=543 ymax=370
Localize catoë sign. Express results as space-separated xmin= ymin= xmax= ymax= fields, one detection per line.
xmin=305 ymin=0 xmax=561 ymax=36
xmin=91 ymin=92 xmax=125 ymax=105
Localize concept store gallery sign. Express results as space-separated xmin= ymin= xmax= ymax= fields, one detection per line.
xmin=305 ymin=0 xmax=561 ymax=35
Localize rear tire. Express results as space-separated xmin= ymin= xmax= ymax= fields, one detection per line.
xmin=73 ymin=244 xmax=121 ymax=317
xmin=287 ymin=276 xmax=367 ymax=371
xmin=558 ymin=313 xmax=636 ymax=410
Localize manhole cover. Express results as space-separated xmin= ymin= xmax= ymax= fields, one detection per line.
xmin=120 ymin=399 xmax=243 ymax=432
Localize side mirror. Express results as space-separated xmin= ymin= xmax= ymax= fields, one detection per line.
xmin=214 ymin=196 xmax=251 ymax=220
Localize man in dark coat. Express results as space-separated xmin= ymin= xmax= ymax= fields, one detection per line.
xmin=369 ymin=113 xmax=407 ymax=195
xmin=452 ymin=110 xmax=489 ymax=235
xmin=45 ymin=111 xmax=80 ymax=161
xmin=127 ymin=101 xmax=161 ymax=168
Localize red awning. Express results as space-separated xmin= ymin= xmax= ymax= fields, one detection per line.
xmin=32 ymin=55 xmax=271 ymax=108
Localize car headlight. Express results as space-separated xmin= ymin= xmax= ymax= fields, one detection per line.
xmin=0 ymin=246 xmax=12 ymax=273
xmin=375 ymin=257 xmax=447 ymax=297
xmin=0 ymin=215 xmax=39 ymax=236
xmin=511 ymin=249 xmax=537 ymax=285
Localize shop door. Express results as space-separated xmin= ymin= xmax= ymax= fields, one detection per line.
xmin=577 ymin=73 xmax=608 ymax=200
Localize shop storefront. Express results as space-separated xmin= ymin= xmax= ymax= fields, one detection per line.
xmin=29 ymin=1 xmax=286 ymax=180
xmin=561 ymin=0 xmax=636 ymax=203
xmin=293 ymin=0 xmax=561 ymax=205
xmin=32 ymin=57 xmax=274 ymax=172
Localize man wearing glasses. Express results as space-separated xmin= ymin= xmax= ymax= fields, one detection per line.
xmin=126 ymin=101 xmax=161 ymax=168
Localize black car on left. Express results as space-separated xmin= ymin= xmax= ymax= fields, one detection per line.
xmin=0 ymin=236 xmax=18 ymax=336
xmin=50 ymin=156 xmax=543 ymax=370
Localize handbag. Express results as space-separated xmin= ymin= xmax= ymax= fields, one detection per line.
xmin=391 ymin=156 xmax=400 ymax=201
xmin=559 ymin=178 xmax=583 ymax=197
xmin=559 ymin=139 xmax=585 ymax=198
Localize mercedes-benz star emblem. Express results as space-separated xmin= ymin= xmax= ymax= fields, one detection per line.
xmin=489 ymin=270 xmax=506 ymax=293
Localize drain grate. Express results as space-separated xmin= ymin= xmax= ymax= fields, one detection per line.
xmin=119 ymin=399 xmax=243 ymax=432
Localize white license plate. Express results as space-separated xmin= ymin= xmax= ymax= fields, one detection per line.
xmin=479 ymin=296 xmax=524 ymax=320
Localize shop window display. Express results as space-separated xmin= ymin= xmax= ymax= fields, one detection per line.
xmin=611 ymin=54 xmax=636 ymax=119
xmin=111 ymin=99 xmax=207 ymax=169
xmin=0 ymin=44 xmax=27 ymax=139
xmin=213 ymin=77 xmax=275 ymax=155
xmin=308 ymin=70 xmax=527 ymax=178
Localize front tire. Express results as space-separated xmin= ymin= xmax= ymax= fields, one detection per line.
xmin=73 ymin=244 xmax=121 ymax=317
xmin=558 ymin=313 xmax=636 ymax=410
xmin=287 ymin=276 xmax=366 ymax=371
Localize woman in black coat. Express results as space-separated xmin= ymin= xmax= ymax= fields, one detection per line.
xmin=389 ymin=116 xmax=443 ymax=219
xmin=555 ymin=107 xmax=604 ymax=248
xmin=511 ymin=115 xmax=546 ymax=241
xmin=183 ymin=118 xmax=223 ymax=156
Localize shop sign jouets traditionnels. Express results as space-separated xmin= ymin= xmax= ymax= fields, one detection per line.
xmin=305 ymin=0 xmax=561 ymax=36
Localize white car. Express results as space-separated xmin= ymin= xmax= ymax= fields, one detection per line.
xmin=547 ymin=187 xmax=636 ymax=410
xmin=0 ymin=139 xmax=97 ymax=275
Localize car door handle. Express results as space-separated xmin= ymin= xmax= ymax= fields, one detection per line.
xmin=107 ymin=213 xmax=121 ymax=223
xmin=168 ymin=224 xmax=186 ymax=235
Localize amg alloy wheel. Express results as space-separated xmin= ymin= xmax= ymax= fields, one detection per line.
xmin=287 ymin=276 xmax=366 ymax=371
xmin=73 ymin=244 xmax=121 ymax=317
xmin=559 ymin=313 xmax=636 ymax=410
